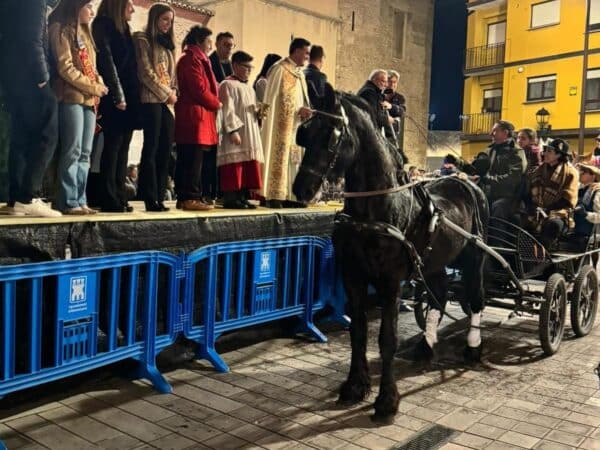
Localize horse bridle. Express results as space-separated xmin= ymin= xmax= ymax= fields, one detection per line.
xmin=302 ymin=105 xmax=418 ymax=198
xmin=300 ymin=106 xmax=349 ymax=182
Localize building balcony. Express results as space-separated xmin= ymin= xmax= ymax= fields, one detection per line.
xmin=460 ymin=112 xmax=500 ymax=138
xmin=467 ymin=0 xmax=507 ymax=11
xmin=465 ymin=42 xmax=505 ymax=75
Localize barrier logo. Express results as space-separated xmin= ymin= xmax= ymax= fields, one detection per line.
xmin=70 ymin=276 xmax=87 ymax=303
xmin=253 ymin=249 xmax=276 ymax=282
xmin=260 ymin=252 xmax=271 ymax=274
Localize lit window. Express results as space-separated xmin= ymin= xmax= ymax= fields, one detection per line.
xmin=586 ymin=69 xmax=600 ymax=110
xmin=590 ymin=0 xmax=600 ymax=30
xmin=531 ymin=0 xmax=560 ymax=29
xmin=527 ymin=75 xmax=556 ymax=101
xmin=483 ymin=88 xmax=502 ymax=112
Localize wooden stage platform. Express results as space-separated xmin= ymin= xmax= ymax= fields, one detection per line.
xmin=0 ymin=201 xmax=342 ymax=264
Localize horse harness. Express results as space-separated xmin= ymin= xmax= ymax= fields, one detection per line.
xmin=334 ymin=180 xmax=444 ymax=278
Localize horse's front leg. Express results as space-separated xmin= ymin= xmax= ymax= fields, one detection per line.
xmin=337 ymin=266 xmax=371 ymax=405
xmin=373 ymin=282 xmax=401 ymax=423
xmin=415 ymin=270 xmax=448 ymax=361
xmin=463 ymin=250 xmax=486 ymax=363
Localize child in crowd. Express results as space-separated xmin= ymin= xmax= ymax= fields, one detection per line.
xmin=218 ymin=51 xmax=264 ymax=209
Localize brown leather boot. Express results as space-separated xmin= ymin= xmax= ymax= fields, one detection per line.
xmin=181 ymin=199 xmax=214 ymax=211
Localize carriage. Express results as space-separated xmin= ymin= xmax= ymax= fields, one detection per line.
xmin=413 ymin=216 xmax=600 ymax=356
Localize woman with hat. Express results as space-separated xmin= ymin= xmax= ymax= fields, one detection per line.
xmin=527 ymin=138 xmax=579 ymax=248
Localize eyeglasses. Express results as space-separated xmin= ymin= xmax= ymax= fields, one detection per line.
xmin=239 ymin=63 xmax=254 ymax=70
xmin=222 ymin=42 xmax=236 ymax=49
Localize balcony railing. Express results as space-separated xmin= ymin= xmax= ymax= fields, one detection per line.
xmin=461 ymin=112 xmax=500 ymax=136
xmin=465 ymin=42 xmax=505 ymax=72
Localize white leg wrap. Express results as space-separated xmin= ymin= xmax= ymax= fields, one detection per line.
xmin=425 ymin=309 xmax=440 ymax=348
xmin=467 ymin=312 xmax=482 ymax=348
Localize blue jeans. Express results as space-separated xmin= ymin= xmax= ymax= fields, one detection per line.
xmin=56 ymin=103 xmax=95 ymax=210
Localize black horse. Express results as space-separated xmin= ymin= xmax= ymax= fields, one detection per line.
xmin=292 ymin=84 xmax=489 ymax=422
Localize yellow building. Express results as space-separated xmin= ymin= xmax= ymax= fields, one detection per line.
xmin=461 ymin=0 xmax=600 ymax=160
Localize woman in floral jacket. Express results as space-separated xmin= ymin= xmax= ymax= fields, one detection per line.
xmin=49 ymin=0 xmax=108 ymax=214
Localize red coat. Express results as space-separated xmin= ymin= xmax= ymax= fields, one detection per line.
xmin=175 ymin=45 xmax=220 ymax=145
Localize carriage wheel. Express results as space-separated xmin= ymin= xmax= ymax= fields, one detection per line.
xmin=539 ymin=273 xmax=567 ymax=356
xmin=570 ymin=265 xmax=599 ymax=337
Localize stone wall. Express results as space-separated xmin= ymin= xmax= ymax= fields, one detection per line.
xmin=335 ymin=0 xmax=434 ymax=168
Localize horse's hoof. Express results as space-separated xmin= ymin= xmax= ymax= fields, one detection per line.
xmin=373 ymin=388 xmax=400 ymax=420
xmin=413 ymin=336 xmax=434 ymax=361
xmin=337 ymin=377 xmax=371 ymax=405
xmin=371 ymin=412 xmax=395 ymax=425
xmin=464 ymin=344 xmax=482 ymax=363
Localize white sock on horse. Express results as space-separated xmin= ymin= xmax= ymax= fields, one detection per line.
xmin=425 ymin=309 xmax=441 ymax=348
xmin=467 ymin=311 xmax=481 ymax=347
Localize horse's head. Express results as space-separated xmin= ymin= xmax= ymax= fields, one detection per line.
xmin=293 ymin=83 xmax=351 ymax=202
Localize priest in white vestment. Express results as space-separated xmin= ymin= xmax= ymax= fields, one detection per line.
xmin=260 ymin=38 xmax=313 ymax=208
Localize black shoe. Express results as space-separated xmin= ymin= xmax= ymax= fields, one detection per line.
xmin=145 ymin=200 xmax=162 ymax=212
xmin=265 ymin=199 xmax=283 ymax=208
xmin=243 ymin=200 xmax=257 ymax=209
xmin=101 ymin=205 xmax=126 ymax=213
xmin=282 ymin=199 xmax=308 ymax=208
xmin=158 ymin=202 xmax=170 ymax=212
xmin=224 ymin=199 xmax=249 ymax=209
xmin=125 ymin=204 xmax=134 ymax=212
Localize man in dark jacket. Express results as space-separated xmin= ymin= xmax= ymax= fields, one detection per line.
xmin=357 ymin=69 xmax=395 ymax=141
xmin=474 ymin=120 xmax=525 ymax=221
xmin=304 ymin=45 xmax=327 ymax=105
xmin=0 ymin=0 xmax=61 ymax=217
xmin=209 ymin=32 xmax=234 ymax=83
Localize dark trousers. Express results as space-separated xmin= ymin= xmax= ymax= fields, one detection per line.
xmin=540 ymin=217 xmax=565 ymax=249
xmin=200 ymin=145 xmax=218 ymax=200
xmin=139 ymin=104 xmax=174 ymax=204
xmin=99 ymin=128 xmax=133 ymax=209
xmin=5 ymin=83 xmax=58 ymax=204
xmin=175 ymin=144 xmax=205 ymax=201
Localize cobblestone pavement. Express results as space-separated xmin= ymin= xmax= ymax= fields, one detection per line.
xmin=1 ymin=303 xmax=600 ymax=450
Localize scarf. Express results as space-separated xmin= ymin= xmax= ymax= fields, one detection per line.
xmin=531 ymin=163 xmax=568 ymax=208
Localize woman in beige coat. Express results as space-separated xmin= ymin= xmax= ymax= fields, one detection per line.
xmin=49 ymin=0 xmax=108 ymax=214
xmin=133 ymin=3 xmax=177 ymax=211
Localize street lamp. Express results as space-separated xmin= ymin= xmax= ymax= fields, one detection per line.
xmin=535 ymin=107 xmax=552 ymax=137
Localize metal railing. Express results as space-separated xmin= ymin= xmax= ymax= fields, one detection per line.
xmin=0 ymin=237 xmax=348 ymax=402
xmin=465 ymin=42 xmax=505 ymax=72
xmin=461 ymin=112 xmax=500 ymax=136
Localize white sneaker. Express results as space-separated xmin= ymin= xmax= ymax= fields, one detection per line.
xmin=14 ymin=199 xmax=62 ymax=218
xmin=0 ymin=204 xmax=25 ymax=216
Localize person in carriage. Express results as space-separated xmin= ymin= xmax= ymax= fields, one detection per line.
xmin=572 ymin=163 xmax=600 ymax=251
xmin=469 ymin=120 xmax=525 ymax=222
xmin=525 ymin=138 xmax=579 ymax=249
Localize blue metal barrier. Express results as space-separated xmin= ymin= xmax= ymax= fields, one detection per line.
xmin=183 ymin=236 xmax=344 ymax=372
xmin=0 ymin=236 xmax=348 ymax=416
xmin=0 ymin=252 xmax=179 ymax=399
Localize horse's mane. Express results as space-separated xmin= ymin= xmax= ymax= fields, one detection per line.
xmin=338 ymin=91 xmax=409 ymax=174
